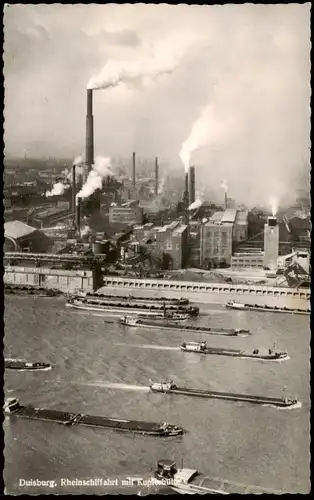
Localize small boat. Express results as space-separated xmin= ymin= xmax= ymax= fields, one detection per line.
xmin=5 ymin=359 xmax=52 ymax=371
xmin=226 ymin=300 xmax=310 ymax=315
xmin=180 ymin=341 xmax=288 ymax=360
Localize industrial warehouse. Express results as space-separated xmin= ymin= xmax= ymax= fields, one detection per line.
xmin=3 ymin=3 xmax=310 ymax=497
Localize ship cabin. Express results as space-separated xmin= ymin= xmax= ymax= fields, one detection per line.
xmin=181 ymin=341 xmax=207 ymax=352
xmin=4 ymin=397 xmax=20 ymax=413
xmin=155 ymin=460 xmax=178 ymax=480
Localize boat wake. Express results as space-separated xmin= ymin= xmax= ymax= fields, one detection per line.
xmin=82 ymin=382 xmax=150 ymax=392
xmin=114 ymin=344 xmax=180 ymax=351
xmin=263 ymin=401 xmax=302 ymax=410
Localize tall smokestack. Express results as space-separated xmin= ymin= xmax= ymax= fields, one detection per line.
xmin=132 ymin=152 xmax=136 ymax=188
xmin=155 ymin=157 xmax=159 ymax=195
xmin=85 ymin=89 xmax=94 ymax=178
xmin=72 ymin=164 xmax=76 ymax=214
xmin=184 ymin=172 xmax=189 ymax=226
xmin=224 ymin=191 xmax=228 ymax=210
xmin=188 ymin=166 xmax=195 ymax=206
xmin=76 ymin=197 xmax=81 ymax=236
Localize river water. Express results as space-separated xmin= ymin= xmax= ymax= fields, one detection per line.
xmin=4 ymin=295 xmax=310 ymax=494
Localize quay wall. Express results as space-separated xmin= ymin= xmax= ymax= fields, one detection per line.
xmin=100 ymin=277 xmax=310 ymax=309
xmin=4 ymin=266 xmax=94 ymax=291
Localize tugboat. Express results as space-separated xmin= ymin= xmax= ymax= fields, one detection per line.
xmin=226 ymin=300 xmax=310 ymax=315
xmin=180 ymin=341 xmax=288 ymax=361
xmin=5 ymin=359 xmax=52 ymax=371
xmin=153 ymin=459 xmax=285 ymax=494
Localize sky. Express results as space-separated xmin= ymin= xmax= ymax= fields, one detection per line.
xmin=4 ymin=3 xmax=311 ymax=207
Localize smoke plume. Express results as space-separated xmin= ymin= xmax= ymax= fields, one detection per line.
xmin=76 ymin=156 xmax=113 ymax=200
xmin=188 ymin=198 xmax=202 ymax=211
xmin=179 ymin=105 xmax=216 ymax=172
xmin=269 ymin=196 xmax=279 ymax=217
xmin=45 ymin=182 xmax=65 ymax=197
xmin=221 ymin=179 xmax=228 ymax=193
xmin=80 ymin=225 xmax=91 ymax=237
xmin=87 ymin=51 xmax=182 ymax=91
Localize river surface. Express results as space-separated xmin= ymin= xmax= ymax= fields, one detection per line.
xmin=4 ymin=295 xmax=310 ymax=494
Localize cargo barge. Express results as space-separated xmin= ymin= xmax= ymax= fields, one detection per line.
xmin=3 ymin=398 xmax=183 ymax=437
xmin=66 ymin=298 xmax=199 ymax=317
xmin=149 ymin=381 xmax=298 ymax=408
xmin=226 ymin=300 xmax=310 ymax=315
xmin=5 ymin=359 xmax=52 ymax=371
xmin=73 ymin=291 xmax=189 ymax=306
xmin=5 ymin=285 xmax=62 ymax=297
xmin=180 ymin=341 xmax=288 ymax=361
xmin=119 ymin=316 xmax=250 ymax=337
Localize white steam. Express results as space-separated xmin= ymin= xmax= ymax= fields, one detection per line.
xmin=87 ymin=54 xmax=180 ymax=91
xmin=76 ymin=156 xmax=113 ymax=200
xmin=269 ymin=196 xmax=279 ymax=217
xmin=80 ymin=225 xmax=91 ymax=237
xmin=221 ymin=179 xmax=228 ymax=193
xmin=45 ymin=182 xmax=65 ymax=197
xmin=179 ymin=105 xmax=217 ymax=173
xmin=188 ymin=198 xmax=202 ymax=211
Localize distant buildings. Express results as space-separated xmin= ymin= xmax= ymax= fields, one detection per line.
xmin=109 ymin=201 xmax=144 ymax=225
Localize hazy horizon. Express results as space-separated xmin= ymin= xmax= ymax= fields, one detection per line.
xmin=4 ymin=3 xmax=311 ymax=207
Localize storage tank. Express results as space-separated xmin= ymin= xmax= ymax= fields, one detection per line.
xmin=92 ymin=241 xmax=108 ymax=255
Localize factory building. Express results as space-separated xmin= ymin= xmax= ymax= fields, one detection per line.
xmin=156 ymin=221 xmax=188 ymax=269
xmin=264 ymin=216 xmax=279 ymax=271
xmin=199 ymin=209 xmax=248 ymax=268
xmin=4 ymin=220 xmax=51 ymax=253
xmin=231 ymin=251 xmax=265 ymax=270
xmin=109 ymin=201 xmax=144 ymax=225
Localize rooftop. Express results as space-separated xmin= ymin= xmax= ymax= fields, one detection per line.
xmin=221 ymin=209 xmax=237 ymax=223
xmin=235 ymin=211 xmax=248 ymax=224
xmin=4 ymin=220 xmax=38 ymax=240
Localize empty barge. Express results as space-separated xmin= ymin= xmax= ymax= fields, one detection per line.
xmin=3 ymin=398 xmax=183 ymax=437
xmin=5 ymin=359 xmax=51 ymax=371
xmin=226 ymin=300 xmax=310 ymax=315
xmin=180 ymin=341 xmax=288 ymax=361
xmin=150 ymin=382 xmax=298 ymax=408
xmin=66 ymin=298 xmax=199 ymax=317
xmin=119 ymin=316 xmax=250 ymax=337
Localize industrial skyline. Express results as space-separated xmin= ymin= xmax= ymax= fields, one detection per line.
xmin=4 ymin=3 xmax=311 ymax=208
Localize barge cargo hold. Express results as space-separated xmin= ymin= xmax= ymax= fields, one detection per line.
xmin=149 ymin=382 xmax=298 ymax=408
xmin=119 ymin=316 xmax=250 ymax=337
xmin=5 ymin=359 xmax=52 ymax=371
xmin=180 ymin=341 xmax=288 ymax=361
xmin=226 ymin=300 xmax=310 ymax=315
xmin=74 ymin=291 xmax=189 ymax=306
xmin=5 ymin=284 xmax=62 ymax=297
xmin=66 ymin=298 xmax=199 ymax=317
xmin=3 ymin=398 xmax=183 ymax=437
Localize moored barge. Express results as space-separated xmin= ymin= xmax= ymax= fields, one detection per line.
xmin=226 ymin=300 xmax=310 ymax=315
xmin=5 ymin=359 xmax=52 ymax=371
xmin=180 ymin=341 xmax=288 ymax=361
xmin=73 ymin=291 xmax=189 ymax=306
xmin=149 ymin=381 xmax=298 ymax=408
xmin=3 ymin=398 xmax=183 ymax=437
xmin=119 ymin=316 xmax=250 ymax=337
xmin=66 ymin=298 xmax=199 ymax=317
xmin=5 ymin=285 xmax=62 ymax=297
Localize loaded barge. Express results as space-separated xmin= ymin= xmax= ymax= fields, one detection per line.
xmin=66 ymin=298 xmax=199 ymax=317
xmin=3 ymin=398 xmax=183 ymax=437
xmin=119 ymin=316 xmax=250 ymax=337
xmin=150 ymin=381 xmax=298 ymax=408
xmin=73 ymin=291 xmax=189 ymax=306
xmin=180 ymin=341 xmax=288 ymax=361
xmin=5 ymin=359 xmax=51 ymax=371
xmin=226 ymin=300 xmax=310 ymax=315
xmin=5 ymin=285 xmax=62 ymax=297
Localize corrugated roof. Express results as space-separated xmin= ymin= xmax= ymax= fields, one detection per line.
xmin=4 ymin=220 xmax=38 ymax=240
xmin=221 ymin=209 xmax=237 ymax=223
